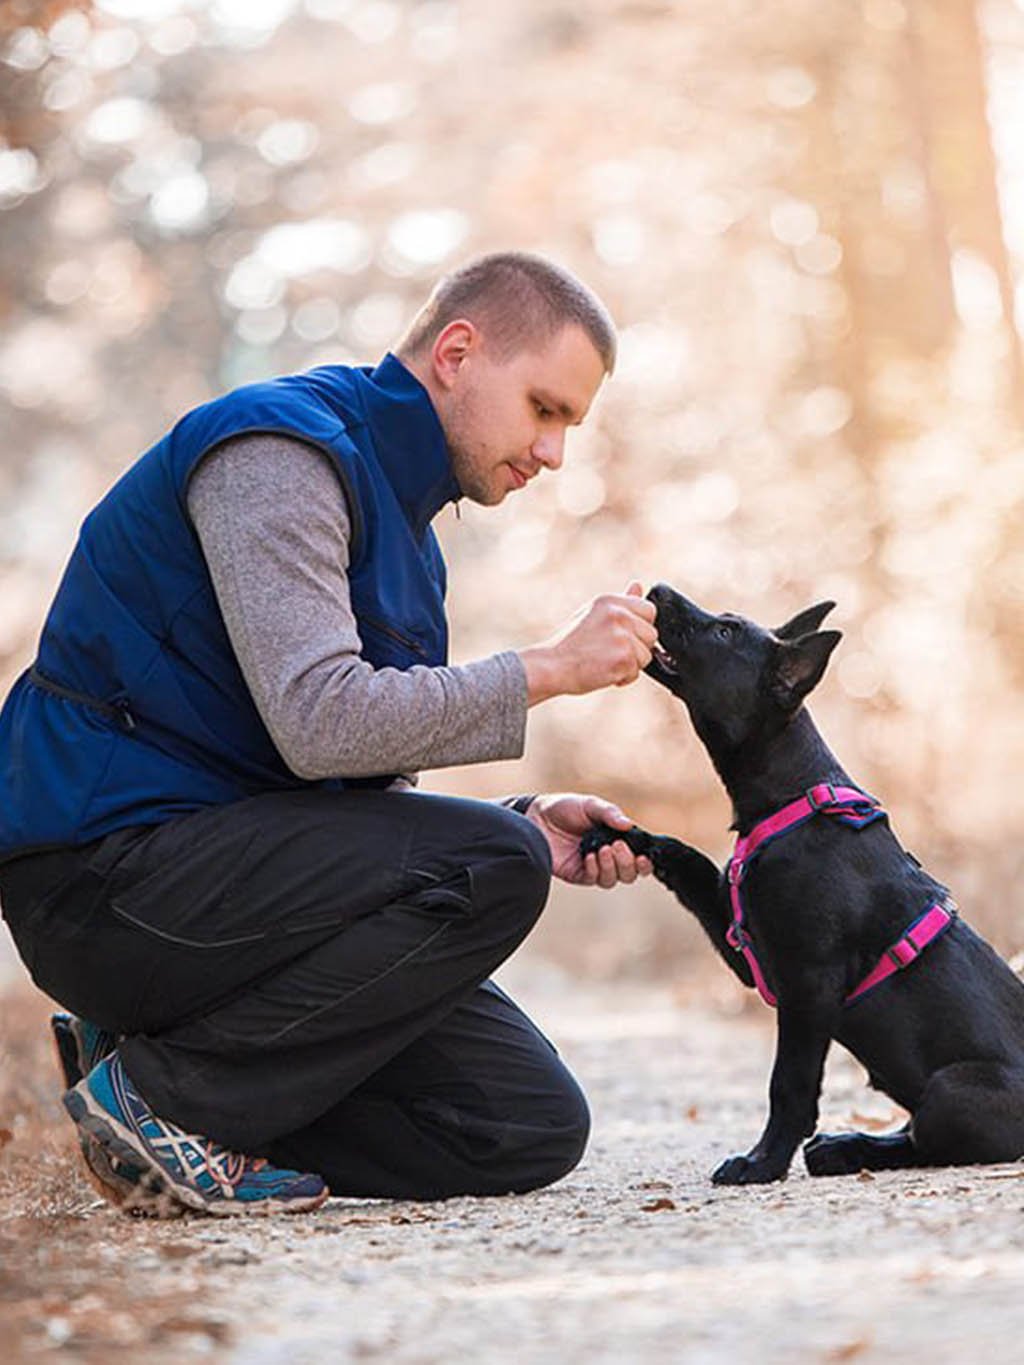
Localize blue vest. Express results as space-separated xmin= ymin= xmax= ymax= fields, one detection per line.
xmin=0 ymin=353 xmax=460 ymax=860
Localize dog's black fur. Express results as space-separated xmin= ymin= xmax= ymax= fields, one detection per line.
xmin=583 ymin=584 xmax=1024 ymax=1185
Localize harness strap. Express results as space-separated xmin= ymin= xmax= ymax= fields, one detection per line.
xmin=845 ymin=902 xmax=955 ymax=1004
xmin=725 ymin=785 xmax=952 ymax=1009
xmin=725 ymin=917 xmax=780 ymax=1006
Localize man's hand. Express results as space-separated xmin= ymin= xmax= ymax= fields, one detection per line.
xmin=522 ymin=793 xmax=654 ymax=887
xmin=518 ymin=581 xmax=658 ymax=705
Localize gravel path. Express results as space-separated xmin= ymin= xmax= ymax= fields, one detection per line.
xmin=7 ymin=954 xmax=1024 ymax=1362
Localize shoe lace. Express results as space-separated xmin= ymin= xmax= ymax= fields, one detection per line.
xmin=201 ymin=1142 xmax=270 ymax=1193
xmin=149 ymin=1122 xmax=270 ymax=1195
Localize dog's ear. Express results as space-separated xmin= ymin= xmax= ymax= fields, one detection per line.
xmin=771 ymin=630 xmax=842 ymax=710
xmin=774 ymin=601 xmax=836 ymax=641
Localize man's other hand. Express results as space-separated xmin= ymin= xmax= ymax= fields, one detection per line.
xmin=519 ymin=581 xmax=658 ymax=705
xmin=520 ymin=793 xmax=654 ymax=887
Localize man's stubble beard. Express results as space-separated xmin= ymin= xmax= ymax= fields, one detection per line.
xmin=442 ymin=397 xmax=506 ymax=507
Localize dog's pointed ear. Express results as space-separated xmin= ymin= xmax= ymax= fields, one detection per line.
xmin=771 ymin=630 xmax=842 ymax=710
xmin=775 ymin=601 xmax=836 ymax=641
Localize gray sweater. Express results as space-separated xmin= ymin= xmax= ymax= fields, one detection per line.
xmin=187 ymin=433 xmax=529 ymax=783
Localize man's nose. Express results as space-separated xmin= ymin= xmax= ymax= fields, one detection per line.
xmin=532 ymin=428 xmax=566 ymax=469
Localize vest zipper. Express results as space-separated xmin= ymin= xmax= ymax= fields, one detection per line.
xmin=360 ymin=616 xmax=428 ymax=657
xmin=29 ymin=666 xmax=137 ymax=733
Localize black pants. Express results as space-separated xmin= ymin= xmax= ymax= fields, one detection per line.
xmin=0 ymin=789 xmax=590 ymax=1198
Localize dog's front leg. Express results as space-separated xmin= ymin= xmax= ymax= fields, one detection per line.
xmin=712 ymin=1001 xmax=836 ymax=1186
xmin=646 ymin=838 xmax=753 ymax=987
xmin=580 ymin=825 xmax=750 ymax=983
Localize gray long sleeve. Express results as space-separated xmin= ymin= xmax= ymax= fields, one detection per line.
xmin=186 ymin=432 xmax=528 ymax=781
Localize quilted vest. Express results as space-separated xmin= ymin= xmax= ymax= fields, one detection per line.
xmin=0 ymin=353 xmax=459 ymax=860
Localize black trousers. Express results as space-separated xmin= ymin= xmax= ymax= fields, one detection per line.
xmin=0 ymin=790 xmax=590 ymax=1198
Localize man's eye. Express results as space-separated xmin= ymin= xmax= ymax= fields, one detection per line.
xmin=534 ymin=401 xmax=553 ymax=418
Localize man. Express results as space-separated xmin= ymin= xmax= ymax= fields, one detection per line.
xmin=0 ymin=252 xmax=657 ymax=1218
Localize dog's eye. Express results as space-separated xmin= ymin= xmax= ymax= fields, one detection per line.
xmin=715 ymin=623 xmax=733 ymax=642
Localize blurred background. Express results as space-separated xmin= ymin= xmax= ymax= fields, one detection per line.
xmin=2 ymin=0 xmax=1023 ymax=990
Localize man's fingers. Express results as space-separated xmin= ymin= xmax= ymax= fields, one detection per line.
xmin=609 ymin=840 xmax=638 ymax=884
xmin=633 ymin=633 xmax=654 ymax=668
xmin=601 ymin=590 xmax=656 ymax=625
xmin=580 ymin=851 xmax=600 ymax=886
xmin=595 ymin=839 xmax=643 ymax=886
xmin=622 ymin=594 xmax=657 ymax=624
xmin=596 ymin=843 xmax=619 ymax=888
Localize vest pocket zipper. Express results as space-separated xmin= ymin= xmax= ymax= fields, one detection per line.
xmin=360 ymin=616 xmax=428 ymax=657
xmin=29 ymin=666 xmax=137 ymax=733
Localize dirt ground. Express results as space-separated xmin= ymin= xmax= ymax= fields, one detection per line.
xmin=5 ymin=951 xmax=1024 ymax=1364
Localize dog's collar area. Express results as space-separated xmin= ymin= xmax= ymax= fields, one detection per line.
xmin=725 ymin=785 xmax=955 ymax=1009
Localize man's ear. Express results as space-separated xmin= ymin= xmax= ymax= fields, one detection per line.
xmin=431 ymin=319 xmax=477 ymax=390
xmin=771 ymin=630 xmax=842 ymax=710
xmin=774 ymin=601 xmax=836 ymax=641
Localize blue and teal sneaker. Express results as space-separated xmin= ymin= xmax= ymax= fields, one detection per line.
xmin=51 ymin=1013 xmax=117 ymax=1089
xmin=63 ymin=1052 xmax=329 ymax=1218
xmin=52 ymin=1015 xmax=177 ymax=1213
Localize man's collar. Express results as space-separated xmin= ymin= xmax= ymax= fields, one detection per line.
xmin=360 ymin=352 xmax=461 ymax=537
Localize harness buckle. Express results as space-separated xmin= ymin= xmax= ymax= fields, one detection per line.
xmin=806 ymin=783 xmax=838 ymax=811
xmin=727 ymin=858 xmax=744 ymax=886
xmin=887 ymin=937 xmax=921 ymax=969
xmin=726 ymin=923 xmax=750 ymax=952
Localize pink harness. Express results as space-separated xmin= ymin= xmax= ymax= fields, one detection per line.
xmin=725 ymin=783 xmax=955 ymax=1008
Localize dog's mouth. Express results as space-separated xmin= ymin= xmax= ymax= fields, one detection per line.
xmin=650 ymin=641 xmax=680 ymax=675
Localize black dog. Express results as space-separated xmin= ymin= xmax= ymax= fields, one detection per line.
xmin=583 ymin=584 xmax=1024 ymax=1185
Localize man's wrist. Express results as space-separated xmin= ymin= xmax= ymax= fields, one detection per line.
xmin=517 ymin=646 xmax=563 ymax=706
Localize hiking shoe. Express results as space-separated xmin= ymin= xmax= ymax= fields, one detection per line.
xmin=63 ymin=1052 xmax=329 ymax=1218
xmin=51 ymin=1013 xmax=117 ymax=1089
xmin=52 ymin=1015 xmax=176 ymax=1214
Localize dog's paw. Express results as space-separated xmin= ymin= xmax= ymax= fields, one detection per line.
xmin=803 ymin=1133 xmax=868 ymax=1177
xmin=579 ymin=824 xmax=653 ymax=861
xmin=711 ymin=1153 xmax=787 ymax=1186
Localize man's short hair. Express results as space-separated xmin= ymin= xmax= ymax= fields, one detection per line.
xmin=397 ymin=251 xmax=617 ymax=373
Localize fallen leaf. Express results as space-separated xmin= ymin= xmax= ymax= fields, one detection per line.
xmin=857 ymin=1171 xmax=875 ymax=1182
xmin=825 ymin=1339 xmax=871 ymax=1361
xmin=640 ymin=1197 xmax=676 ymax=1212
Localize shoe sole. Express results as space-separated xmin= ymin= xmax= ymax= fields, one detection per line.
xmin=63 ymin=1086 xmax=329 ymax=1218
xmin=77 ymin=1128 xmax=186 ymax=1220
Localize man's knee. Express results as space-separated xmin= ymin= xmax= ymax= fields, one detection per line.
xmin=501 ymin=807 xmax=552 ymax=909
xmin=510 ymin=1068 xmax=591 ymax=1193
xmin=463 ymin=803 xmax=552 ymax=931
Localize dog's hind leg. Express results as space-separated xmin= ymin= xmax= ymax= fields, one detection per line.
xmin=910 ymin=1061 xmax=1024 ymax=1166
xmin=807 ymin=1063 xmax=1024 ymax=1174
xmin=804 ymin=1126 xmax=922 ymax=1176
